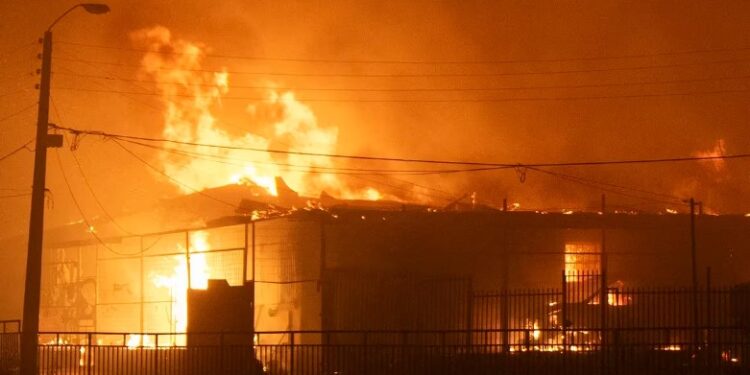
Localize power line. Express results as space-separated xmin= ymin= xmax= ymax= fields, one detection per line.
xmin=0 ymin=41 xmax=36 ymax=58
xmin=54 ymin=63 xmax=163 ymax=113
xmin=55 ymin=55 xmax=750 ymax=79
xmin=0 ymin=192 xmax=31 ymax=199
xmin=119 ymin=137 xmax=504 ymax=176
xmin=114 ymin=136 xmax=468 ymax=205
xmin=525 ymin=166 xmax=684 ymax=207
xmin=53 ymin=149 xmax=148 ymax=256
xmin=0 ymin=71 xmax=36 ymax=86
xmin=115 ymin=138 xmax=477 ymax=203
xmin=0 ymin=89 xmax=35 ymax=99
xmin=50 ymin=95 xmax=141 ymax=236
xmin=52 ymin=71 xmax=750 ymax=93
xmin=112 ymin=139 xmax=241 ymax=209
xmin=0 ymin=138 xmax=34 ymax=163
xmin=347 ymin=173 xmax=459 ymax=203
xmin=52 ymin=86 xmax=750 ymax=103
xmin=68 ymin=148 xmax=141 ymax=236
xmin=56 ymin=39 xmax=750 ymax=65
xmin=53 ymin=124 xmax=515 ymax=167
xmin=83 ymin=136 xmax=494 ymax=204
xmin=0 ymin=103 xmax=37 ymax=124
xmin=50 ymin=123 xmax=750 ymax=169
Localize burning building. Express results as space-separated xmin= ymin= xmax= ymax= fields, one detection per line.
xmin=15 ymin=180 xmax=748 ymax=348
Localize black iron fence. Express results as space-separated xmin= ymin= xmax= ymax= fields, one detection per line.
xmin=16 ymin=328 xmax=750 ymax=374
xmin=0 ymin=320 xmax=20 ymax=372
xmin=3 ymin=278 xmax=750 ymax=374
xmin=473 ymin=271 xmax=750 ymax=348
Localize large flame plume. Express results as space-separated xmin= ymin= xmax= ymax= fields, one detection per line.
xmin=132 ymin=26 xmax=374 ymax=199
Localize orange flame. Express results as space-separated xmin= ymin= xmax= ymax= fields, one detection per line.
xmin=150 ymin=231 xmax=211 ymax=342
xmin=695 ymin=139 xmax=727 ymax=173
xmin=132 ymin=26 xmax=380 ymax=200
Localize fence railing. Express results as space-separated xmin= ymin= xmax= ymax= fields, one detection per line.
xmin=0 ymin=327 xmax=736 ymax=374
xmin=0 ymin=320 xmax=20 ymax=373
xmin=7 ymin=276 xmax=750 ymax=374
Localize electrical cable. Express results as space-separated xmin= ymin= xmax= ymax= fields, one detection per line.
xmin=49 ymin=124 xmax=750 ymax=169
xmin=0 ymin=41 xmax=36 ymax=58
xmin=119 ymin=137 xmax=506 ymax=176
xmin=97 ymin=133 xmax=686 ymax=208
xmin=54 ymin=149 xmax=150 ymax=256
xmin=525 ymin=167 xmax=684 ymax=207
xmin=112 ymin=139 xmax=241 ymax=210
xmin=0 ymin=138 xmax=34 ymax=163
xmin=55 ymin=39 xmax=750 ymax=65
xmin=51 ymin=86 xmax=750 ymax=103
xmin=0 ymin=193 xmax=31 ymax=199
xmin=0 ymin=103 xmax=37 ymax=124
xmin=50 ymin=94 xmax=144 ymax=237
xmin=51 ymin=71 xmax=750 ymax=93
xmin=54 ymin=55 xmax=750 ymax=79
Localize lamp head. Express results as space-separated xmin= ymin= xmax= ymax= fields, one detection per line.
xmin=80 ymin=3 xmax=110 ymax=14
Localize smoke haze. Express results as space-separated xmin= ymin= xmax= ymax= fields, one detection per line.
xmin=1 ymin=0 xmax=750 ymax=242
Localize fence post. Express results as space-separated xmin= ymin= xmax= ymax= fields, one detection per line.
xmin=705 ymin=267 xmax=712 ymax=374
xmin=363 ymin=331 xmax=368 ymax=375
xmin=1 ymin=322 xmax=4 ymax=368
xmin=289 ymin=331 xmax=295 ymax=375
xmin=154 ymin=334 xmax=159 ymax=375
xmin=220 ymin=332 xmax=225 ymax=374
xmin=600 ymin=195 xmax=608 ymax=375
xmin=524 ymin=330 xmax=530 ymax=351
xmin=689 ymin=198 xmax=700 ymax=359
xmin=561 ymin=270 xmax=568 ymax=353
xmin=501 ymin=290 xmax=510 ymax=353
xmin=466 ymin=279 xmax=474 ymax=348
xmin=87 ymin=333 xmax=92 ymax=375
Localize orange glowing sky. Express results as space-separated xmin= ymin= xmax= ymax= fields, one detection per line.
xmin=1 ymin=0 xmax=750 ymax=240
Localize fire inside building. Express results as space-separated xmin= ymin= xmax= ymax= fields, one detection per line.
xmin=2 ymin=179 xmax=745 ymax=373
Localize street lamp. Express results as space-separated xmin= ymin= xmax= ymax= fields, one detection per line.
xmin=21 ymin=4 xmax=109 ymax=375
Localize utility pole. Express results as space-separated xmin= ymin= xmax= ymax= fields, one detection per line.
xmin=20 ymin=30 xmax=58 ymax=375
xmin=20 ymin=5 xmax=109 ymax=375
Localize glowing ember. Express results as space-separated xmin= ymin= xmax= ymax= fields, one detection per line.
xmin=126 ymin=334 xmax=155 ymax=350
xmin=655 ymin=344 xmax=682 ymax=351
xmin=79 ymin=347 xmax=86 ymax=367
xmin=721 ymin=350 xmax=740 ymax=363
xmin=607 ymin=291 xmax=632 ymax=306
xmin=364 ymin=188 xmax=382 ymax=201
xmin=532 ymin=321 xmax=541 ymax=340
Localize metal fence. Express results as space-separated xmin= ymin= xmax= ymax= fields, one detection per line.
xmin=19 ymin=328 xmax=750 ymax=375
xmin=0 ymin=320 xmax=20 ymax=373
xmin=4 ymin=278 xmax=750 ymax=374
xmin=473 ymin=271 xmax=750 ymax=349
